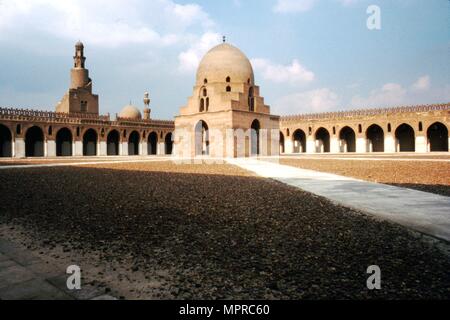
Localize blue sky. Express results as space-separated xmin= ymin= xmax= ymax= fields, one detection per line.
xmin=0 ymin=0 xmax=448 ymax=119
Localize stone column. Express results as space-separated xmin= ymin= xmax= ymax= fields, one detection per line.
xmin=356 ymin=137 xmax=366 ymax=153
xmin=98 ymin=141 xmax=107 ymax=156
xmin=74 ymin=141 xmax=83 ymax=156
xmin=141 ymin=141 xmax=147 ymax=156
xmin=14 ymin=138 xmax=25 ymax=158
xmin=384 ymin=134 xmax=396 ymax=153
xmin=415 ymin=134 xmax=427 ymax=153
xmin=47 ymin=140 xmax=56 ymax=157
xmin=121 ymin=142 xmax=128 ymax=156
xmin=330 ymin=137 xmax=340 ymax=153
xmin=306 ymin=136 xmax=316 ymax=154
xmin=158 ymin=142 xmax=165 ymax=155
xmin=284 ymin=139 xmax=293 ymax=154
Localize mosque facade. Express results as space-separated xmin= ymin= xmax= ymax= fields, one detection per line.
xmin=0 ymin=42 xmax=449 ymax=159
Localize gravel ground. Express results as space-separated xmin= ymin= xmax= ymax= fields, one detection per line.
xmin=0 ymin=161 xmax=449 ymax=299
xmin=280 ymin=158 xmax=450 ymax=197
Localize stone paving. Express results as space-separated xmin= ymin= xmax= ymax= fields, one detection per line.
xmin=228 ymin=158 xmax=450 ymax=243
xmin=0 ymin=238 xmax=116 ymax=300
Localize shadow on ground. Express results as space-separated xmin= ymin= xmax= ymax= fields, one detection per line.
xmin=0 ymin=165 xmax=449 ymax=299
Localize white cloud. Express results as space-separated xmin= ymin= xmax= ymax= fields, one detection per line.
xmin=351 ymin=75 xmax=448 ymax=108
xmin=273 ymin=0 xmax=360 ymax=13
xmin=273 ymin=0 xmax=318 ymax=13
xmin=274 ymin=88 xmax=340 ymax=114
xmin=411 ymin=75 xmax=431 ymax=91
xmin=251 ymin=58 xmax=314 ymax=84
xmin=337 ymin=0 xmax=360 ymax=6
xmin=351 ymin=82 xmax=407 ymax=107
xmin=0 ymin=0 xmax=213 ymax=47
xmin=177 ymin=32 xmax=221 ymax=73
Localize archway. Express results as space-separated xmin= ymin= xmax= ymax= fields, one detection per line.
xmin=366 ymin=124 xmax=384 ymax=152
xmin=395 ymin=124 xmax=415 ymax=152
xmin=251 ymin=119 xmax=260 ymax=155
xmin=148 ymin=131 xmax=158 ymax=155
xmin=0 ymin=124 xmax=12 ymax=157
xmin=279 ymin=132 xmax=285 ymax=154
xmin=25 ymin=126 xmax=44 ymax=157
xmin=165 ymin=132 xmax=173 ymax=155
xmin=292 ymin=129 xmax=306 ymax=153
xmin=315 ymin=127 xmax=330 ymax=153
xmin=339 ymin=126 xmax=356 ymax=152
xmin=83 ymin=129 xmax=97 ymax=156
xmin=56 ymin=128 xmax=72 ymax=156
xmin=128 ymin=131 xmax=140 ymax=156
xmin=107 ymin=130 xmax=119 ymax=156
xmin=427 ymin=122 xmax=448 ymax=152
xmin=195 ymin=121 xmax=209 ymax=155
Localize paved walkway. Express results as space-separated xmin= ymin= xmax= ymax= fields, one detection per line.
xmin=0 ymin=238 xmax=116 ymax=300
xmin=228 ymin=158 xmax=450 ymax=242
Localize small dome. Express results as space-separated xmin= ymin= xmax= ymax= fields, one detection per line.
xmin=196 ymin=43 xmax=254 ymax=85
xmin=75 ymin=41 xmax=84 ymax=48
xmin=119 ymin=104 xmax=142 ymax=119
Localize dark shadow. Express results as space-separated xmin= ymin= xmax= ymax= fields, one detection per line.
xmin=0 ymin=165 xmax=449 ymax=299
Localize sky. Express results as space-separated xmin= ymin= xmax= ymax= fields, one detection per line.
xmin=0 ymin=0 xmax=448 ymax=119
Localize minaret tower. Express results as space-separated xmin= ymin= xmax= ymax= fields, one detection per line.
xmin=71 ymin=41 xmax=89 ymax=89
xmin=143 ymin=92 xmax=151 ymax=120
xmin=56 ymin=41 xmax=99 ymax=114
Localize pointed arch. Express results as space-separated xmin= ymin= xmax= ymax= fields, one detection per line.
xmin=195 ymin=120 xmax=209 ymax=156
xmin=315 ymin=127 xmax=330 ymax=153
xmin=292 ymin=129 xmax=306 ymax=153
xmin=427 ymin=122 xmax=448 ymax=152
xmin=251 ymin=119 xmax=260 ymax=155
xmin=148 ymin=131 xmax=158 ymax=155
xmin=83 ymin=128 xmax=97 ymax=156
xmin=366 ymin=124 xmax=384 ymax=152
xmin=279 ymin=131 xmax=285 ymax=154
xmin=25 ymin=126 xmax=44 ymax=157
xmin=165 ymin=132 xmax=173 ymax=155
xmin=395 ymin=123 xmax=415 ymax=152
xmin=0 ymin=124 xmax=12 ymax=157
xmin=56 ymin=127 xmax=72 ymax=156
xmin=339 ymin=126 xmax=356 ymax=152
xmin=107 ymin=130 xmax=120 ymax=156
xmin=128 ymin=130 xmax=140 ymax=156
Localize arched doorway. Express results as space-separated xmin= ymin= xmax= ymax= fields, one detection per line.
xmin=366 ymin=124 xmax=384 ymax=152
xmin=279 ymin=132 xmax=285 ymax=154
xmin=83 ymin=129 xmax=97 ymax=156
xmin=292 ymin=129 xmax=306 ymax=153
xmin=339 ymin=126 xmax=356 ymax=152
xmin=25 ymin=126 xmax=44 ymax=157
xmin=56 ymin=128 xmax=72 ymax=156
xmin=195 ymin=120 xmax=209 ymax=155
xmin=128 ymin=131 xmax=140 ymax=156
xmin=395 ymin=124 xmax=415 ymax=152
xmin=0 ymin=124 xmax=12 ymax=157
xmin=165 ymin=132 xmax=173 ymax=155
xmin=107 ymin=130 xmax=119 ymax=156
xmin=251 ymin=119 xmax=260 ymax=155
xmin=427 ymin=122 xmax=448 ymax=152
xmin=315 ymin=127 xmax=330 ymax=153
xmin=148 ymin=132 xmax=158 ymax=155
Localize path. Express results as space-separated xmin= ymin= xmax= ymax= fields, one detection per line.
xmin=228 ymin=158 xmax=450 ymax=242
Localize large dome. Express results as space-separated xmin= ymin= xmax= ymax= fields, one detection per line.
xmin=196 ymin=43 xmax=254 ymax=85
xmin=119 ymin=104 xmax=142 ymax=120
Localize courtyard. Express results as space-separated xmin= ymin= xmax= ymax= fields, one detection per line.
xmin=0 ymin=156 xmax=449 ymax=299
